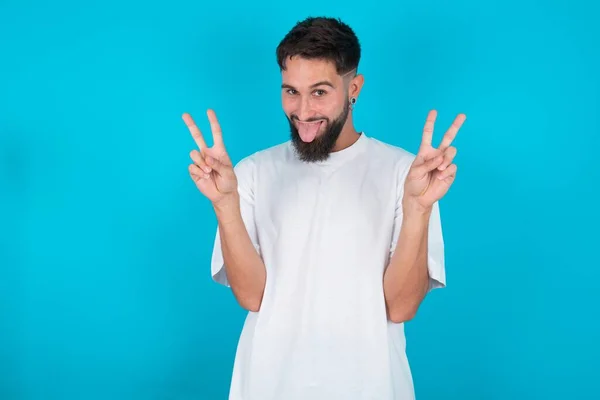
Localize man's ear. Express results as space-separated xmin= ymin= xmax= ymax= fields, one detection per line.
xmin=349 ymin=73 xmax=365 ymax=99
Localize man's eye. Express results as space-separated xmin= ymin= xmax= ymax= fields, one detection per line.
xmin=286 ymin=89 xmax=297 ymax=95
xmin=314 ymin=90 xmax=326 ymax=96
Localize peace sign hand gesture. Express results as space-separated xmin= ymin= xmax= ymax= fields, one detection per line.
xmin=184 ymin=110 xmax=238 ymax=206
xmin=402 ymin=110 xmax=466 ymax=215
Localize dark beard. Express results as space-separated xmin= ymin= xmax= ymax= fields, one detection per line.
xmin=288 ymin=98 xmax=351 ymax=163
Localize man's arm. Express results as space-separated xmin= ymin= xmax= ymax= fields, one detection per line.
xmin=382 ymin=209 xmax=432 ymax=324
xmin=213 ymin=194 xmax=267 ymax=313
xmin=384 ymin=110 xmax=463 ymax=323
xmin=183 ymin=110 xmax=266 ymax=312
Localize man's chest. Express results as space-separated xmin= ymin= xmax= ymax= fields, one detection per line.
xmin=253 ymin=165 xmax=398 ymax=255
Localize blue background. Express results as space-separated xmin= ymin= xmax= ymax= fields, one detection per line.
xmin=1 ymin=0 xmax=598 ymax=399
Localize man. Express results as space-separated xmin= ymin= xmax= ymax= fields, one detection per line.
xmin=184 ymin=16 xmax=465 ymax=400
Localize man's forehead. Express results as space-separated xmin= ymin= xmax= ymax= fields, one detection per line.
xmin=281 ymin=57 xmax=350 ymax=87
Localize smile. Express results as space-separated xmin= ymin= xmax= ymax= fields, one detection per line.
xmin=296 ymin=120 xmax=325 ymax=128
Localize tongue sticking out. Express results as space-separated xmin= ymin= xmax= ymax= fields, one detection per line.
xmin=296 ymin=121 xmax=323 ymax=142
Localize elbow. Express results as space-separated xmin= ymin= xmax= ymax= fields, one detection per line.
xmin=234 ymin=290 xmax=264 ymax=313
xmin=388 ymin=304 xmax=418 ymax=324
xmin=241 ymin=298 xmax=261 ymax=312
xmin=227 ymin=271 xmax=266 ymax=312
xmin=386 ymin=279 xmax=429 ymax=323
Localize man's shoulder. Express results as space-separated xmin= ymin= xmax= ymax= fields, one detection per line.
xmin=365 ymin=135 xmax=416 ymax=167
xmin=233 ymin=140 xmax=292 ymax=172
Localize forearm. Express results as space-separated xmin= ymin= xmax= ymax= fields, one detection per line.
xmin=383 ymin=210 xmax=431 ymax=323
xmin=214 ymin=196 xmax=266 ymax=312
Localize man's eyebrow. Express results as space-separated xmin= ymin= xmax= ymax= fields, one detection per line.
xmin=309 ymin=80 xmax=335 ymax=88
xmin=281 ymin=81 xmax=336 ymax=90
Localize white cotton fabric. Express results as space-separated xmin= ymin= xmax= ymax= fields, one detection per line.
xmin=211 ymin=132 xmax=446 ymax=400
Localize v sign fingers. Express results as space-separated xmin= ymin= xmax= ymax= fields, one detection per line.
xmin=206 ymin=109 xmax=233 ymax=166
xmin=419 ymin=110 xmax=437 ymax=153
xmin=402 ymin=110 xmax=466 ymax=214
xmin=183 ymin=113 xmax=208 ymax=152
xmin=184 ymin=109 xmax=239 ymax=206
xmin=438 ymin=113 xmax=466 ymax=151
xmin=207 ymin=109 xmax=225 ymax=149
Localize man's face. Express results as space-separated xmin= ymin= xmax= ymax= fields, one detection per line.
xmin=281 ymin=57 xmax=352 ymax=162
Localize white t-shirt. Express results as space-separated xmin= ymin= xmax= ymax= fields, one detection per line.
xmin=211 ymin=132 xmax=446 ymax=400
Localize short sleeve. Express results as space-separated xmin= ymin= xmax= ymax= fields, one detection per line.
xmin=424 ymin=201 xmax=446 ymax=291
xmin=210 ymin=155 xmax=261 ymax=287
xmin=389 ymin=159 xmax=446 ymax=292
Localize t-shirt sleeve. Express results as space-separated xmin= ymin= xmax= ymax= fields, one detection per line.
xmin=210 ymin=155 xmax=261 ymax=287
xmin=424 ymin=201 xmax=446 ymax=291
xmin=389 ymin=158 xmax=446 ymax=292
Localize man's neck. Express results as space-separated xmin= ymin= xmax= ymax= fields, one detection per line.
xmin=332 ymin=124 xmax=361 ymax=152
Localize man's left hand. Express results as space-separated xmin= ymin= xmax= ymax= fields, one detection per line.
xmin=402 ymin=110 xmax=466 ymax=215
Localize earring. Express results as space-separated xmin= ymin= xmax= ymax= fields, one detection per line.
xmin=350 ymin=96 xmax=357 ymax=109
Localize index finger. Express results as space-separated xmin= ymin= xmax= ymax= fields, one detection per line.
xmin=420 ymin=109 xmax=437 ymax=151
xmin=182 ymin=113 xmax=208 ymax=151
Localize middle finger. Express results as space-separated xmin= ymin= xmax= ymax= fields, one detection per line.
xmin=438 ymin=113 xmax=466 ymax=151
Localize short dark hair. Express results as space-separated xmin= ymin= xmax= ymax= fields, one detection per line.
xmin=276 ymin=17 xmax=361 ymax=75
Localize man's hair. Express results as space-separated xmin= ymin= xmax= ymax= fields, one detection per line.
xmin=276 ymin=17 xmax=361 ymax=75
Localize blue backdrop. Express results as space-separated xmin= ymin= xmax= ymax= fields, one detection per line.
xmin=1 ymin=0 xmax=598 ymax=399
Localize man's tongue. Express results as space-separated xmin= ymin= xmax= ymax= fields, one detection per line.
xmin=297 ymin=121 xmax=322 ymax=142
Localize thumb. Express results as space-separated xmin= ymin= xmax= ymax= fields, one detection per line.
xmin=409 ymin=154 xmax=444 ymax=180
xmin=203 ymin=146 xmax=233 ymax=166
xmin=205 ymin=155 xmax=231 ymax=175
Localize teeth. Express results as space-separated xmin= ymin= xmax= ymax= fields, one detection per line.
xmin=297 ymin=121 xmax=322 ymax=126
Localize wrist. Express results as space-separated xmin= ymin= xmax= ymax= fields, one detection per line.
xmin=213 ymin=194 xmax=241 ymax=224
xmin=402 ymin=211 xmax=431 ymax=230
xmin=402 ymin=198 xmax=432 ymax=220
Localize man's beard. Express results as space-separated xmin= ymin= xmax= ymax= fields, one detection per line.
xmin=288 ymin=98 xmax=351 ymax=163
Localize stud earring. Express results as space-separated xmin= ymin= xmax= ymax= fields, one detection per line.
xmin=350 ymin=96 xmax=357 ymax=109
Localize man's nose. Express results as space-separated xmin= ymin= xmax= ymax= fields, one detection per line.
xmin=296 ymin=96 xmax=315 ymax=121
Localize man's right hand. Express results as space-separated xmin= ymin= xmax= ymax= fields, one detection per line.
xmin=184 ymin=110 xmax=239 ymax=209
